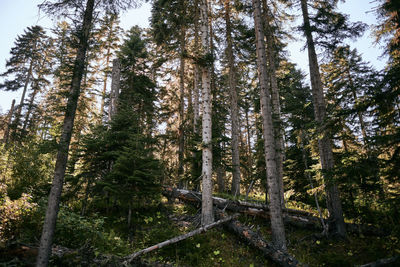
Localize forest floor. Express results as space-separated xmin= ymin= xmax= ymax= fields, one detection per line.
xmin=1 ymin=195 xmax=399 ymax=266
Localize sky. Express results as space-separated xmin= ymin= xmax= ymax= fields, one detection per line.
xmin=0 ymin=0 xmax=387 ymax=113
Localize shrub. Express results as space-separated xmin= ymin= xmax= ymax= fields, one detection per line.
xmin=0 ymin=184 xmax=37 ymax=245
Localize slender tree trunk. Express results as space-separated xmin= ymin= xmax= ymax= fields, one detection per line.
xmin=13 ymin=59 xmax=34 ymax=135
xmin=200 ymin=0 xmax=214 ymax=226
xmin=36 ymin=1 xmax=95 ymax=266
xmin=22 ymin=86 xmax=39 ymax=133
xmin=224 ymin=0 xmax=241 ymax=196
xmin=193 ymin=0 xmax=201 ymax=135
xmin=100 ymin=47 xmax=111 ymax=120
xmin=3 ymin=99 xmax=15 ymax=145
xmin=300 ymin=0 xmax=346 ymax=238
xmin=252 ymin=0 xmax=286 ymax=250
xmin=178 ymin=25 xmax=186 ymax=188
xmin=216 ymin=164 xmax=226 ymax=193
xmin=262 ymin=2 xmax=285 ymax=208
xmin=108 ymin=58 xmax=121 ymax=121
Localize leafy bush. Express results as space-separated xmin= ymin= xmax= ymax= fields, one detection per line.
xmin=0 ymin=184 xmax=37 ymax=245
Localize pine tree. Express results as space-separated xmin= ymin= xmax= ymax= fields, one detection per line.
xmin=298 ymin=0 xmax=366 ymax=238
xmin=0 ymin=26 xmax=48 ymax=141
xmin=36 ymin=1 xmax=139 ymax=265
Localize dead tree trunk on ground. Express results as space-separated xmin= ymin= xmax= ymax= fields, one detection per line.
xmin=122 ymin=214 xmax=238 ymax=265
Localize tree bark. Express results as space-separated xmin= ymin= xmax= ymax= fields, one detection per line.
xmin=13 ymin=59 xmax=34 ymax=135
xmin=300 ymin=0 xmax=346 ymax=238
xmin=108 ymin=58 xmax=121 ymax=121
xmin=224 ymin=0 xmax=242 ymax=197
xmin=252 ymin=0 xmax=287 ymax=250
xmin=199 ymin=0 xmax=214 ymax=226
xmin=178 ymin=24 xmax=186 ymax=188
xmin=3 ymin=99 xmax=15 ymax=145
xmin=262 ymin=1 xmax=285 ymax=208
xmin=36 ymin=1 xmax=95 ymax=266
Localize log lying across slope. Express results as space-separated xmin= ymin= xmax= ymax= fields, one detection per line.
xmin=162 ymin=187 xmax=387 ymax=236
xmin=122 ymin=214 xmax=238 ymax=265
xmin=215 ymin=210 xmax=308 ymax=267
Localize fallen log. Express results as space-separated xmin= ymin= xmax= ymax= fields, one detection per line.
xmin=163 ymin=187 xmax=321 ymax=229
xmin=356 ymin=255 xmax=400 ymax=267
xmin=215 ymin=210 xmax=308 ymax=267
xmin=122 ymin=214 xmax=238 ymax=265
xmin=162 ymin=187 xmax=388 ymax=236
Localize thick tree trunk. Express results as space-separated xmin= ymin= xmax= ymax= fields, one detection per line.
xmin=123 ymin=214 xmax=238 ymax=264
xmin=178 ymin=26 xmax=186 ymax=188
xmin=300 ymin=0 xmax=346 ymax=238
xmin=3 ymin=99 xmax=15 ymax=145
xmin=224 ymin=0 xmax=242 ymax=197
xmin=36 ymin=1 xmax=95 ymax=266
xmin=199 ymin=0 xmax=214 ymax=226
xmin=108 ymin=58 xmax=121 ymax=121
xmin=262 ymin=2 xmax=285 ymax=208
xmin=252 ymin=0 xmax=287 ymax=250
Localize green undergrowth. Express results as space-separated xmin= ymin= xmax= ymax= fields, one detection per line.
xmin=240 ymin=213 xmax=400 ymax=266
xmin=2 ymin=195 xmax=399 ymax=266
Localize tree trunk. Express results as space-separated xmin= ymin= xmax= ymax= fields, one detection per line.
xmin=178 ymin=25 xmax=186 ymax=189
xmin=13 ymin=59 xmax=34 ymax=135
xmin=216 ymin=164 xmax=226 ymax=193
xmin=252 ymin=0 xmax=287 ymax=251
xmin=3 ymin=99 xmax=15 ymax=145
xmin=100 ymin=47 xmax=111 ymax=120
xmin=224 ymin=0 xmax=242 ymax=197
xmin=36 ymin=1 xmax=95 ymax=266
xmin=193 ymin=0 xmax=201 ymax=135
xmin=216 ymin=210 xmax=306 ymax=267
xmin=300 ymin=0 xmax=346 ymax=238
xmin=262 ymin=1 xmax=285 ymax=208
xmin=108 ymin=58 xmax=121 ymax=121
xmin=199 ymin=0 xmax=214 ymax=226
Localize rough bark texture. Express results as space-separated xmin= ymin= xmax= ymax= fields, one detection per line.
xmin=36 ymin=1 xmax=95 ymax=266
xmin=123 ymin=214 xmax=238 ymax=264
xmin=224 ymin=0 xmax=241 ymax=196
xmin=300 ymin=0 xmax=346 ymax=238
xmin=199 ymin=0 xmax=214 ymax=226
xmin=3 ymin=99 xmax=15 ymax=145
xmin=108 ymin=58 xmax=121 ymax=121
xmin=262 ymin=2 xmax=285 ymax=208
xmin=252 ymin=0 xmax=287 ymax=250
